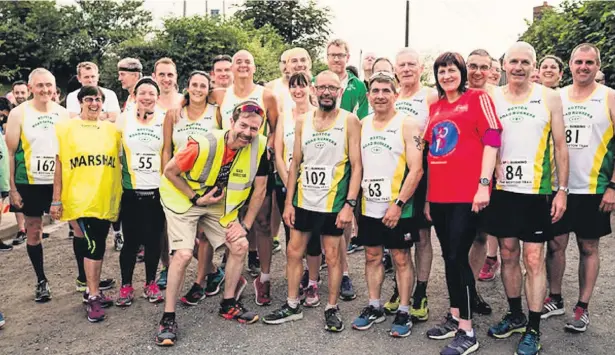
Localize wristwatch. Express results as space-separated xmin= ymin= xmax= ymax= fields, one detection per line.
xmin=240 ymin=220 xmax=251 ymax=234
xmin=190 ymin=193 xmax=202 ymax=205
xmin=558 ymin=186 xmax=569 ymax=195
xmin=479 ymin=177 xmax=490 ymax=186
xmin=394 ymin=198 xmax=406 ymax=207
xmin=608 ymin=181 xmax=615 ymax=191
xmin=345 ymin=199 xmax=357 ymax=209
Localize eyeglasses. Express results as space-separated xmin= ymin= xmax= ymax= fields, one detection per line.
xmin=234 ymin=103 xmax=264 ymax=117
xmin=83 ymin=97 xmax=103 ymax=103
xmin=468 ymin=64 xmax=491 ymax=71
xmin=314 ymin=85 xmax=341 ymax=93
xmin=327 ymin=53 xmax=347 ymax=60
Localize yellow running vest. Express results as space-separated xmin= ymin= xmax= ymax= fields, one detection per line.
xmin=159 ymin=130 xmax=267 ymax=227
xmin=55 ymin=119 xmax=122 ymax=221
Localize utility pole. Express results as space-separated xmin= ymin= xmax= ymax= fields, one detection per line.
xmin=405 ymin=0 xmax=410 ymax=47
xmin=183 ymin=0 xmax=187 ymax=17
xmin=205 ymin=0 xmax=208 ymax=16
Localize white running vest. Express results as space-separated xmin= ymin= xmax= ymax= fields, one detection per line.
xmin=295 ymin=109 xmax=350 ymax=213
xmin=120 ymin=108 xmax=165 ymax=190
xmin=395 ymin=87 xmax=431 ymax=131
xmin=560 ymin=84 xmax=614 ymax=194
xmin=271 ymin=78 xmax=295 ymax=119
xmin=219 ymin=85 xmax=267 ymax=133
xmin=172 ymin=104 xmax=218 ymax=153
xmin=360 ymin=112 xmax=409 ymax=218
xmin=493 ymin=84 xmax=553 ymax=195
xmin=282 ymin=110 xmax=301 ymax=171
xmin=15 ymin=102 xmax=65 ymax=185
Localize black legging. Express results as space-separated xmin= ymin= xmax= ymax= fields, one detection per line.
xmin=119 ymin=189 xmax=164 ymax=285
xmin=430 ymin=203 xmax=479 ymax=320
xmin=275 ymin=184 xmax=321 ymax=256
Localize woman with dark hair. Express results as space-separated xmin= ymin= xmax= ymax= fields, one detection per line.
xmin=114 ymin=77 xmax=167 ymax=307
xmin=274 ymin=72 xmax=322 ymax=306
xmin=539 ymin=55 xmax=564 ymax=89
xmin=423 ymin=52 xmax=502 ymax=355
xmin=51 ymin=85 xmax=122 ymax=322
xmin=161 ymin=70 xmax=223 ymax=306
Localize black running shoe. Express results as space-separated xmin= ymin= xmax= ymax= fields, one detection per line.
xmin=12 ymin=230 xmax=26 ymax=245
xmin=325 ymin=306 xmax=344 ymax=332
xmin=180 ymin=283 xmax=205 ymax=306
xmin=42 ymin=233 xmax=50 ymax=239
xmin=263 ymin=303 xmax=303 ymax=324
xmin=155 ymin=318 xmax=178 ymax=347
xmin=35 ymin=280 xmax=52 ymax=303
xmin=383 ymin=251 xmax=394 ymax=274
xmin=472 ymin=290 xmax=492 ymax=315
xmin=0 ymin=240 xmax=13 ymax=252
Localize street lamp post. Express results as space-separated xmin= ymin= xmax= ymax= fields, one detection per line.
xmin=405 ymin=0 xmax=410 ymax=47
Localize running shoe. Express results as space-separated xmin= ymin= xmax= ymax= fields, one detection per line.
xmin=320 ymin=254 xmax=327 ymax=270
xmin=427 ymin=313 xmax=459 ymax=340
xmin=351 ymin=305 xmax=385 ymax=330
xmin=515 ymin=329 xmax=541 ymax=355
xmin=82 ymin=291 xmax=113 ymax=308
xmin=219 ymin=301 xmax=259 ymax=324
xmin=75 ymin=278 xmax=115 ymax=292
xmin=156 ymin=267 xmax=168 ymax=290
xmin=34 ymin=280 xmax=52 ymax=303
xmin=12 ymin=230 xmax=26 ymax=246
xmin=204 ymin=267 xmax=225 ymax=296
xmin=471 ymin=291 xmax=491 ymax=315
xmin=383 ymin=251 xmax=394 ymax=274
xmin=564 ymin=306 xmax=589 ymax=333
xmin=68 ymin=229 xmax=74 ymax=240
xmin=136 ymin=246 xmax=145 ymax=263
xmin=384 ymin=285 xmax=400 ymax=315
xmin=340 ymin=275 xmax=356 ymax=301
xmin=541 ymin=297 xmax=565 ymax=319
xmin=390 ymin=311 xmax=412 ymax=338
xmin=300 ymin=269 xmax=310 ymax=291
xmin=272 ymin=236 xmax=282 ymax=254
xmin=235 ymin=275 xmax=248 ymax=300
xmin=155 ymin=317 xmax=178 ymax=347
xmin=114 ymin=232 xmax=123 ymax=251
xmin=0 ymin=240 xmax=13 ymax=251
xmin=143 ymin=281 xmax=164 ymax=303
xmin=440 ymin=329 xmax=479 ymax=355
xmin=411 ymin=296 xmax=429 ymax=321
xmin=115 ymin=284 xmax=135 ymax=307
xmin=86 ymin=295 xmax=105 ymax=323
xmin=180 ymin=283 xmax=205 ymax=306
xmin=304 ymin=284 xmax=320 ymax=307
xmin=346 ymin=241 xmax=358 ymax=254
xmin=488 ymin=312 xmax=527 ymax=339
xmin=325 ymin=306 xmax=344 ymax=332
xmin=42 ymin=233 xmax=49 ymax=239
xmin=478 ymin=258 xmax=499 ymax=281
xmin=253 ymin=275 xmax=271 ymax=306
xmin=263 ymin=303 xmax=304 ymax=324
xmin=247 ymin=256 xmax=260 ymax=278
xmin=0 ymin=311 xmax=5 ymax=328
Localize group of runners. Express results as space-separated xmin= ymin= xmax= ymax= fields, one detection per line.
xmin=0 ymin=36 xmax=612 ymax=355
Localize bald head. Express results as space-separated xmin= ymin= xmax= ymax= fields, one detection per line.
xmin=28 ymin=68 xmax=56 ymax=103
xmin=232 ymin=50 xmax=256 ymax=81
xmin=233 ymin=50 xmax=255 ymax=63
xmin=315 ymin=70 xmax=341 ymax=86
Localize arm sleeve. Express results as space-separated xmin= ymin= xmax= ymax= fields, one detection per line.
xmin=356 ymin=81 xmax=369 ymax=119
xmin=255 ymin=150 xmax=270 ymax=176
xmin=174 ymin=138 xmax=199 ymax=172
xmin=66 ymin=91 xmax=80 ymax=114
xmin=475 ymin=92 xmax=503 ymax=147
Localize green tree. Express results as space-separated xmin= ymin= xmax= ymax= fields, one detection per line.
xmin=100 ymin=16 xmax=286 ymax=99
xmin=520 ymin=0 xmax=615 ymax=86
xmin=233 ymin=0 xmax=332 ymax=59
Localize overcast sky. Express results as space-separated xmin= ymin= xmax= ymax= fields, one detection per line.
xmin=62 ymin=0 xmax=565 ymax=67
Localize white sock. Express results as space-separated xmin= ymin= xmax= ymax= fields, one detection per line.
xmin=325 ymin=303 xmax=337 ymax=311
xmin=287 ymin=298 xmax=300 ymax=309
xmin=260 ymin=273 xmax=270 ymax=282
xmin=308 ymin=279 xmax=318 ymax=288
xmin=343 ymin=271 xmax=349 ymax=277
xmin=369 ymin=299 xmax=381 ymax=308
xmin=398 ymin=305 xmax=410 ymax=313
xmin=465 ymin=328 xmax=475 ymax=338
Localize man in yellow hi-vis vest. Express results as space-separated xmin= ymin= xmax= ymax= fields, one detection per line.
xmin=155 ymin=101 xmax=269 ymax=347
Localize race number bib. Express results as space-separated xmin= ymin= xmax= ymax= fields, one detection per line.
xmin=565 ymin=124 xmax=591 ymax=149
xmin=32 ymin=155 xmax=55 ymax=178
xmin=498 ymin=159 xmax=532 ymax=186
xmin=302 ymin=165 xmax=332 ymax=190
xmin=362 ymin=177 xmax=392 ymax=202
xmin=131 ymin=152 xmax=161 ymax=174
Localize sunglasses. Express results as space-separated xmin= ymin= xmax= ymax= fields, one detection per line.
xmin=235 ymin=103 xmax=264 ymax=117
xmin=369 ymin=71 xmax=396 ymax=81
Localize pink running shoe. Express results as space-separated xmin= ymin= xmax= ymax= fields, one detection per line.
xmin=143 ymin=281 xmax=164 ymax=303
xmin=479 ymin=258 xmax=500 ymax=281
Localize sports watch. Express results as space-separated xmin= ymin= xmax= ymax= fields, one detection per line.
xmin=345 ymin=199 xmax=357 ymax=209
xmin=479 ymin=177 xmax=490 ymax=186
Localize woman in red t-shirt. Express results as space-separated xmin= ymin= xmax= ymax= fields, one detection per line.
xmin=422 ymin=52 xmax=502 ymax=354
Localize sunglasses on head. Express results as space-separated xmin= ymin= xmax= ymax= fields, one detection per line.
xmin=235 ymin=103 xmax=264 ymax=117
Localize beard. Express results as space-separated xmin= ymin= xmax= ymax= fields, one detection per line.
xmin=318 ymin=97 xmax=337 ymax=112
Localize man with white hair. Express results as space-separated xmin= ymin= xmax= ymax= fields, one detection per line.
xmin=117 ymin=57 xmax=143 ymax=112
xmin=362 ymin=51 xmax=377 ymax=88
xmin=483 ymin=41 xmax=568 ymax=355
xmin=66 ymin=62 xmax=121 ymax=121
xmin=5 ymin=68 xmax=69 ymax=303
